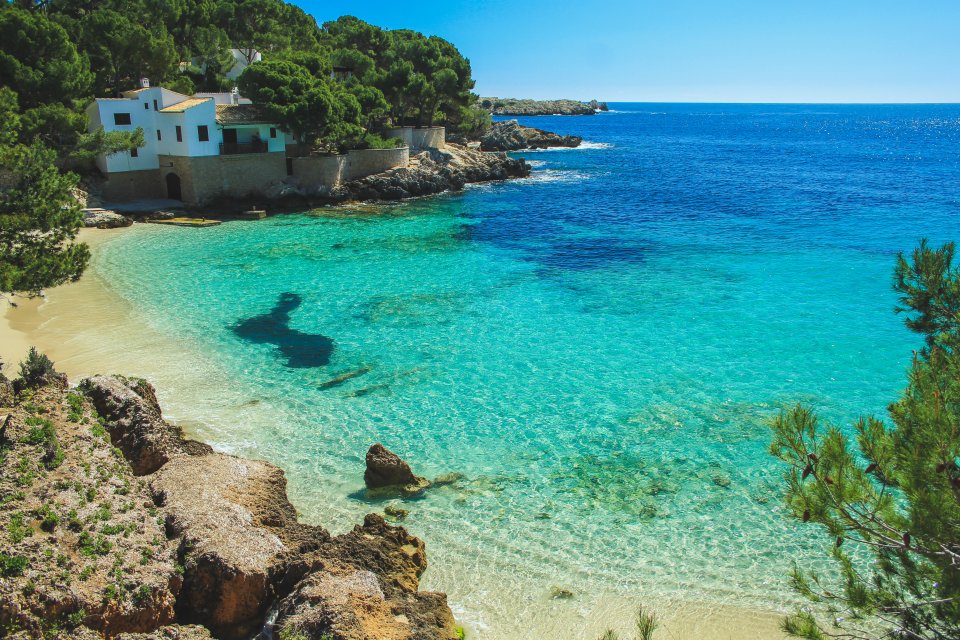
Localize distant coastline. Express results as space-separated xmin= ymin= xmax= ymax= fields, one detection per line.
xmin=479 ymin=97 xmax=609 ymax=116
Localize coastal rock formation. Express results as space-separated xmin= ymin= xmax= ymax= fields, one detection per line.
xmin=0 ymin=366 xmax=459 ymax=640
xmin=80 ymin=375 xmax=204 ymax=475
xmin=83 ymin=208 xmax=133 ymax=228
xmin=479 ymin=97 xmax=602 ymax=116
xmin=364 ymin=443 xmax=430 ymax=495
xmin=335 ymin=143 xmax=530 ymax=203
xmin=480 ymin=120 xmax=582 ymax=152
xmin=0 ymin=385 xmax=182 ymax=637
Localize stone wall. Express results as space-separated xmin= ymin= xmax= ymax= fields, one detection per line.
xmin=343 ymin=147 xmax=410 ymax=181
xmin=382 ymin=127 xmax=445 ymax=150
xmin=158 ymin=152 xmax=286 ymax=205
xmin=290 ymin=147 xmax=409 ymax=192
xmin=101 ymin=169 xmax=164 ymax=202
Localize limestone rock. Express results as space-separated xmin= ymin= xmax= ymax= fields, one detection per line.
xmin=81 ymin=375 xmax=205 ymax=475
xmin=0 ymin=385 xmax=181 ymax=638
xmin=117 ymin=625 xmax=214 ymax=639
xmin=274 ymin=560 xmax=459 ymax=640
xmin=151 ymin=450 xmax=326 ymax=639
xmin=364 ymin=444 xmax=430 ymax=495
xmin=83 ymin=208 xmax=133 ymax=228
xmin=480 ymin=120 xmax=582 ymax=152
xmin=341 ymin=144 xmax=529 ymax=204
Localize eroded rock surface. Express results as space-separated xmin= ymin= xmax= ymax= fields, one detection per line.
xmin=83 ymin=209 xmax=133 ymax=228
xmin=0 ymin=368 xmax=459 ymax=640
xmin=480 ymin=120 xmax=582 ymax=152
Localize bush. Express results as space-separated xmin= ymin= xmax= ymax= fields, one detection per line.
xmin=0 ymin=553 xmax=28 ymax=577
xmin=17 ymin=348 xmax=57 ymax=389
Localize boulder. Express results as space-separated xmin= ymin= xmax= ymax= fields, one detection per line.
xmin=83 ymin=208 xmax=133 ymax=228
xmin=150 ymin=450 xmax=327 ymax=640
xmin=81 ymin=375 xmax=206 ymax=475
xmin=364 ymin=444 xmax=430 ymax=495
xmin=274 ymin=561 xmax=459 ymax=640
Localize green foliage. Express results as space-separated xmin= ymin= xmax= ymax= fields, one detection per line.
xmin=0 ymin=552 xmax=28 ymax=577
xmin=37 ymin=504 xmax=60 ymax=531
xmin=0 ymin=8 xmax=93 ymax=110
xmin=8 ymin=512 xmax=31 ymax=543
xmin=238 ymin=58 xmax=362 ymax=148
xmin=322 ymin=16 xmax=476 ymax=127
xmin=0 ymin=143 xmax=90 ymax=294
xmin=78 ymin=531 xmax=112 ymax=557
xmin=770 ymin=239 xmax=960 ymax=639
xmin=596 ymin=608 xmax=659 ymax=640
xmin=17 ymin=349 xmax=57 ymax=389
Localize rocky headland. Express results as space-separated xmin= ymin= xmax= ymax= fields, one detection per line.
xmin=0 ymin=358 xmax=460 ymax=639
xmin=478 ymin=97 xmax=608 ymax=116
xmin=329 ymin=143 xmax=530 ymax=203
xmin=479 ymin=120 xmax=583 ymax=152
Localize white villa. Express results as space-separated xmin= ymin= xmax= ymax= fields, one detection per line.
xmin=87 ymin=80 xmax=438 ymax=206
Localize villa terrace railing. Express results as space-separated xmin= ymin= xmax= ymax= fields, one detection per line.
xmin=219 ymin=141 xmax=268 ymax=155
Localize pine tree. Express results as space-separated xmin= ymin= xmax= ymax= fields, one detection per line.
xmin=770 ymin=240 xmax=960 ymax=639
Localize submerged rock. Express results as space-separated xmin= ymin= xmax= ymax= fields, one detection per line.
xmin=364 ymin=443 xmax=431 ymax=496
xmin=384 ymin=503 xmax=409 ymax=521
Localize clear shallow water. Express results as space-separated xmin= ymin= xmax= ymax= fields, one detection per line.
xmin=92 ymin=104 xmax=960 ymax=637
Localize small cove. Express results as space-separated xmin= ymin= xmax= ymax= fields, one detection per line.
xmin=9 ymin=103 xmax=960 ymax=639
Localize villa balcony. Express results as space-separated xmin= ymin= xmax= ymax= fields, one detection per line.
xmin=219 ymin=141 xmax=268 ymax=155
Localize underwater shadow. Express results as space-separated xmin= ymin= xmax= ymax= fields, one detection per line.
xmin=232 ymin=292 xmax=334 ymax=368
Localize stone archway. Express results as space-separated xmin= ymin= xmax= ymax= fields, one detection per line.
xmin=165 ymin=172 xmax=182 ymax=200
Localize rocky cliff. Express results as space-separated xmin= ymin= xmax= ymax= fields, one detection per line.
xmin=0 ymin=365 xmax=459 ymax=640
xmin=479 ymin=120 xmax=582 ymax=152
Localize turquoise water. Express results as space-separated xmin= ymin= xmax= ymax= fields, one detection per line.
xmin=90 ymin=104 xmax=960 ymax=637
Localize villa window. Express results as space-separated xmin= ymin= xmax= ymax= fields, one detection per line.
xmin=176 ymin=126 xmax=182 ymax=142
xmin=114 ymin=113 xmax=132 ymax=125
xmin=144 ymin=102 xmax=149 ymax=110
xmin=198 ymin=125 xmax=209 ymax=142
xmin=130 ymin=147 xmax=138 ymax=158
xmin=156 ymin=129 xmax=161 ymax=141
xmin=153 ymin=99 xmax=158 ymax=111
xmin=270 ymin=128 xmax=277 ymax=139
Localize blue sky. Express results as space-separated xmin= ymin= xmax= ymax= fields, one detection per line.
xmin=295 ymin=0 xmax=960 ymax=103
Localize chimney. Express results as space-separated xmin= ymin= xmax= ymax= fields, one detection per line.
xmin=231 ymin=87 xmax=239 ymax=105
xmin=140 ymin=77 xmax=150 ymax=89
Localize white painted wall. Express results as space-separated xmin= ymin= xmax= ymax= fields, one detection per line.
xmin=89 ymin=85 xmax=288 ymax=173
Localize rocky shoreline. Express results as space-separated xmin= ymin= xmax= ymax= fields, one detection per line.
xmin=81 ymin=143 xmax=530 ymax=227
xmin=0 ymin=361 xmax=461 ymax=639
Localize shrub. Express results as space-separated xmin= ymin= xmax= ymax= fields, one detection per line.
xmin=17 ymin=348 xmax=57 ymax=389
xmin=0 ymin=553 xmax=28 ymax=577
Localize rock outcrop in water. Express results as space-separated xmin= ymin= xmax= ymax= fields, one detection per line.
xmin=480 ymin=120 xmax=583 ymax=152
xmin=0 ymin=365 xmax=459 ymax=640
xmin=364 ymin=443 xmax=431 ymax=496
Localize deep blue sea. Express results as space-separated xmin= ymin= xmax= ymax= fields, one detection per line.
xmin=89 ymin=103 xmax=960 ymax=638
